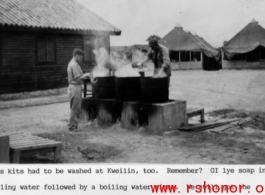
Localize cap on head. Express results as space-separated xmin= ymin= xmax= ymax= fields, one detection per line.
xmin=73 ymin=48 xmax=85 ymax=57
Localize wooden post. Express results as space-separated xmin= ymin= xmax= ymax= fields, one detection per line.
xmin=0 ymin=136 xmax=10 ymax=163
xmin=201 ymin=51 xmax=203 ymax=68
xmin=179 ymin=51 xmax=181 ymax=69
xmin=54 ymin=145 xmax=62 ymax=163
xmin=10 ymin=150 xmax=20 ymax=164
xmin=83 ymin=80 xmax=87 ymax=98
xmin=221 ymin=48 xmax=224 ymax=69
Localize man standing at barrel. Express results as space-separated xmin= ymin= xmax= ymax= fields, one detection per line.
xmin=67 ymin=48 xmax=90 ymax=132
xmin=141 ymin=35 xmax=171 ymax=84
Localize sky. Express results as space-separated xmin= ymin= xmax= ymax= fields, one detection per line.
xmin=76 ymin=0 xmax=265 ymax=48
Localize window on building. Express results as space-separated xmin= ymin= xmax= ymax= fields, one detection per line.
xmin=180 ymin=51 xmax=190 ymax=62
xmin=37 ymin=35 xmax=56 ymax=64
xmin=191 ymin=52 xmax=201 ymax=61
xmin=170 ymin=51 xmax=179 ymax=62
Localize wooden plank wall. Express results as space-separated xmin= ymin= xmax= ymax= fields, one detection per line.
xmin=35 ymin=34 xmax=84 ymax=90
xmin=0 ymin=31 xmax=98 ymax=94
xmin=48 ymin=34 xmax=84 ymax=89
xmin=1 ymin=32 xmax=36 ymax=93
xmin=0 ymin=135 xmax=10 ymax=163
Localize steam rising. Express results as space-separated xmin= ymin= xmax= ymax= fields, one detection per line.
xmin=92 ymin=44 xmax=140 ymax=78
xmin=92 ymin=43 xmax=159 ymax=78
xmin=114 ymin=52 xmax=140 ymax=77
xmin=131 ymin=48 xmax=155 ymax=77
xmin=92 ymin=47 xmax=110 ymax=77
xmin=132 ymin=49 xmax=146 ymax=65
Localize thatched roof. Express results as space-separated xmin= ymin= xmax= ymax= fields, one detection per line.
xmin=223 ymin=19 xmax=265 ymax=54
xmin=159 ymin=25 xmax=219 ymax=58
xmin=159 ymin=26 xmax=202 ymax=51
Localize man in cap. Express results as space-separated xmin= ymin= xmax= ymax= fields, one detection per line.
xmin=142 ymin=35 xmax=171 ymax=84
xmin=67 ymin=48 xmax=90 ymax=131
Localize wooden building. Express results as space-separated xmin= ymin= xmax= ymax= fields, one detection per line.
xmin=159 ymin=24 xmax=220 ymax=70
xmin=222 ymin=19 xmax=265 ymax=69
xmin=0 ymin=0 xmax=121 ymax=94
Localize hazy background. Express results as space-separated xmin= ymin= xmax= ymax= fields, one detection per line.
xmin=76 ymin=0 xmax=265 ymax=48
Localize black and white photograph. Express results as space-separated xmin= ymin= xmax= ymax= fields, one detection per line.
xmin=1 ymin=0 xmax=265 ymax=166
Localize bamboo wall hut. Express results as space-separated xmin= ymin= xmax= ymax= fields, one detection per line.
xmin=0 ymin=0 xmax=121 ymax=94
xmin=222 ymin=19 xmax=265 ymax=69
xmin=159 ymin=24 xmax=220 ymax=70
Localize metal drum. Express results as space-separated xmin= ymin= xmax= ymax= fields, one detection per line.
xmin=140 ymin=77 xmax=169 ymax=103
xmin=92 ymin=76 xmax=116 ymax=99
xmin=116 ymin=77 xmax=141 ymax=101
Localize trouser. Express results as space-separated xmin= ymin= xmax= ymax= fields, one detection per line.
xmin=68 ymin=84 xmax=82 ymax=128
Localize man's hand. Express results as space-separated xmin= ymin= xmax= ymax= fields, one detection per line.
xmin=81 ymin=73 xmax=91 ymax=80
xmin=83 ymin=73 xmax=91 ymax=78
xmin=154 ymin=67 xmax=167 ymax=78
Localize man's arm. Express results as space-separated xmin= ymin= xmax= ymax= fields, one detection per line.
xmin=153 ymin=47 xmax=170 ymax=78
xmin=138 ymin=50 xmax=152 ymax=67
xmin=161 ymin=47 xmax=171 ymax=71
xmin=71 ymin=65 xmax=90 ymax=83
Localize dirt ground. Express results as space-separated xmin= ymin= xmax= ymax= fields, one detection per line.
xmin=1 ymin=70 xmax=265 ymax=164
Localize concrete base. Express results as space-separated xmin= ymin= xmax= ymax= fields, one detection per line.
xmin=121 ymin=101 xmax=139 ymax=130
xmin=81 ymin=98 xmax=121 ymax=125
xmin=81 ymin=98 xmax=186 ymax=133
xmin=120 ymin=100 xmax=186 ymax=133
xmin=143 ymin=100 xmax=186 ymax=133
